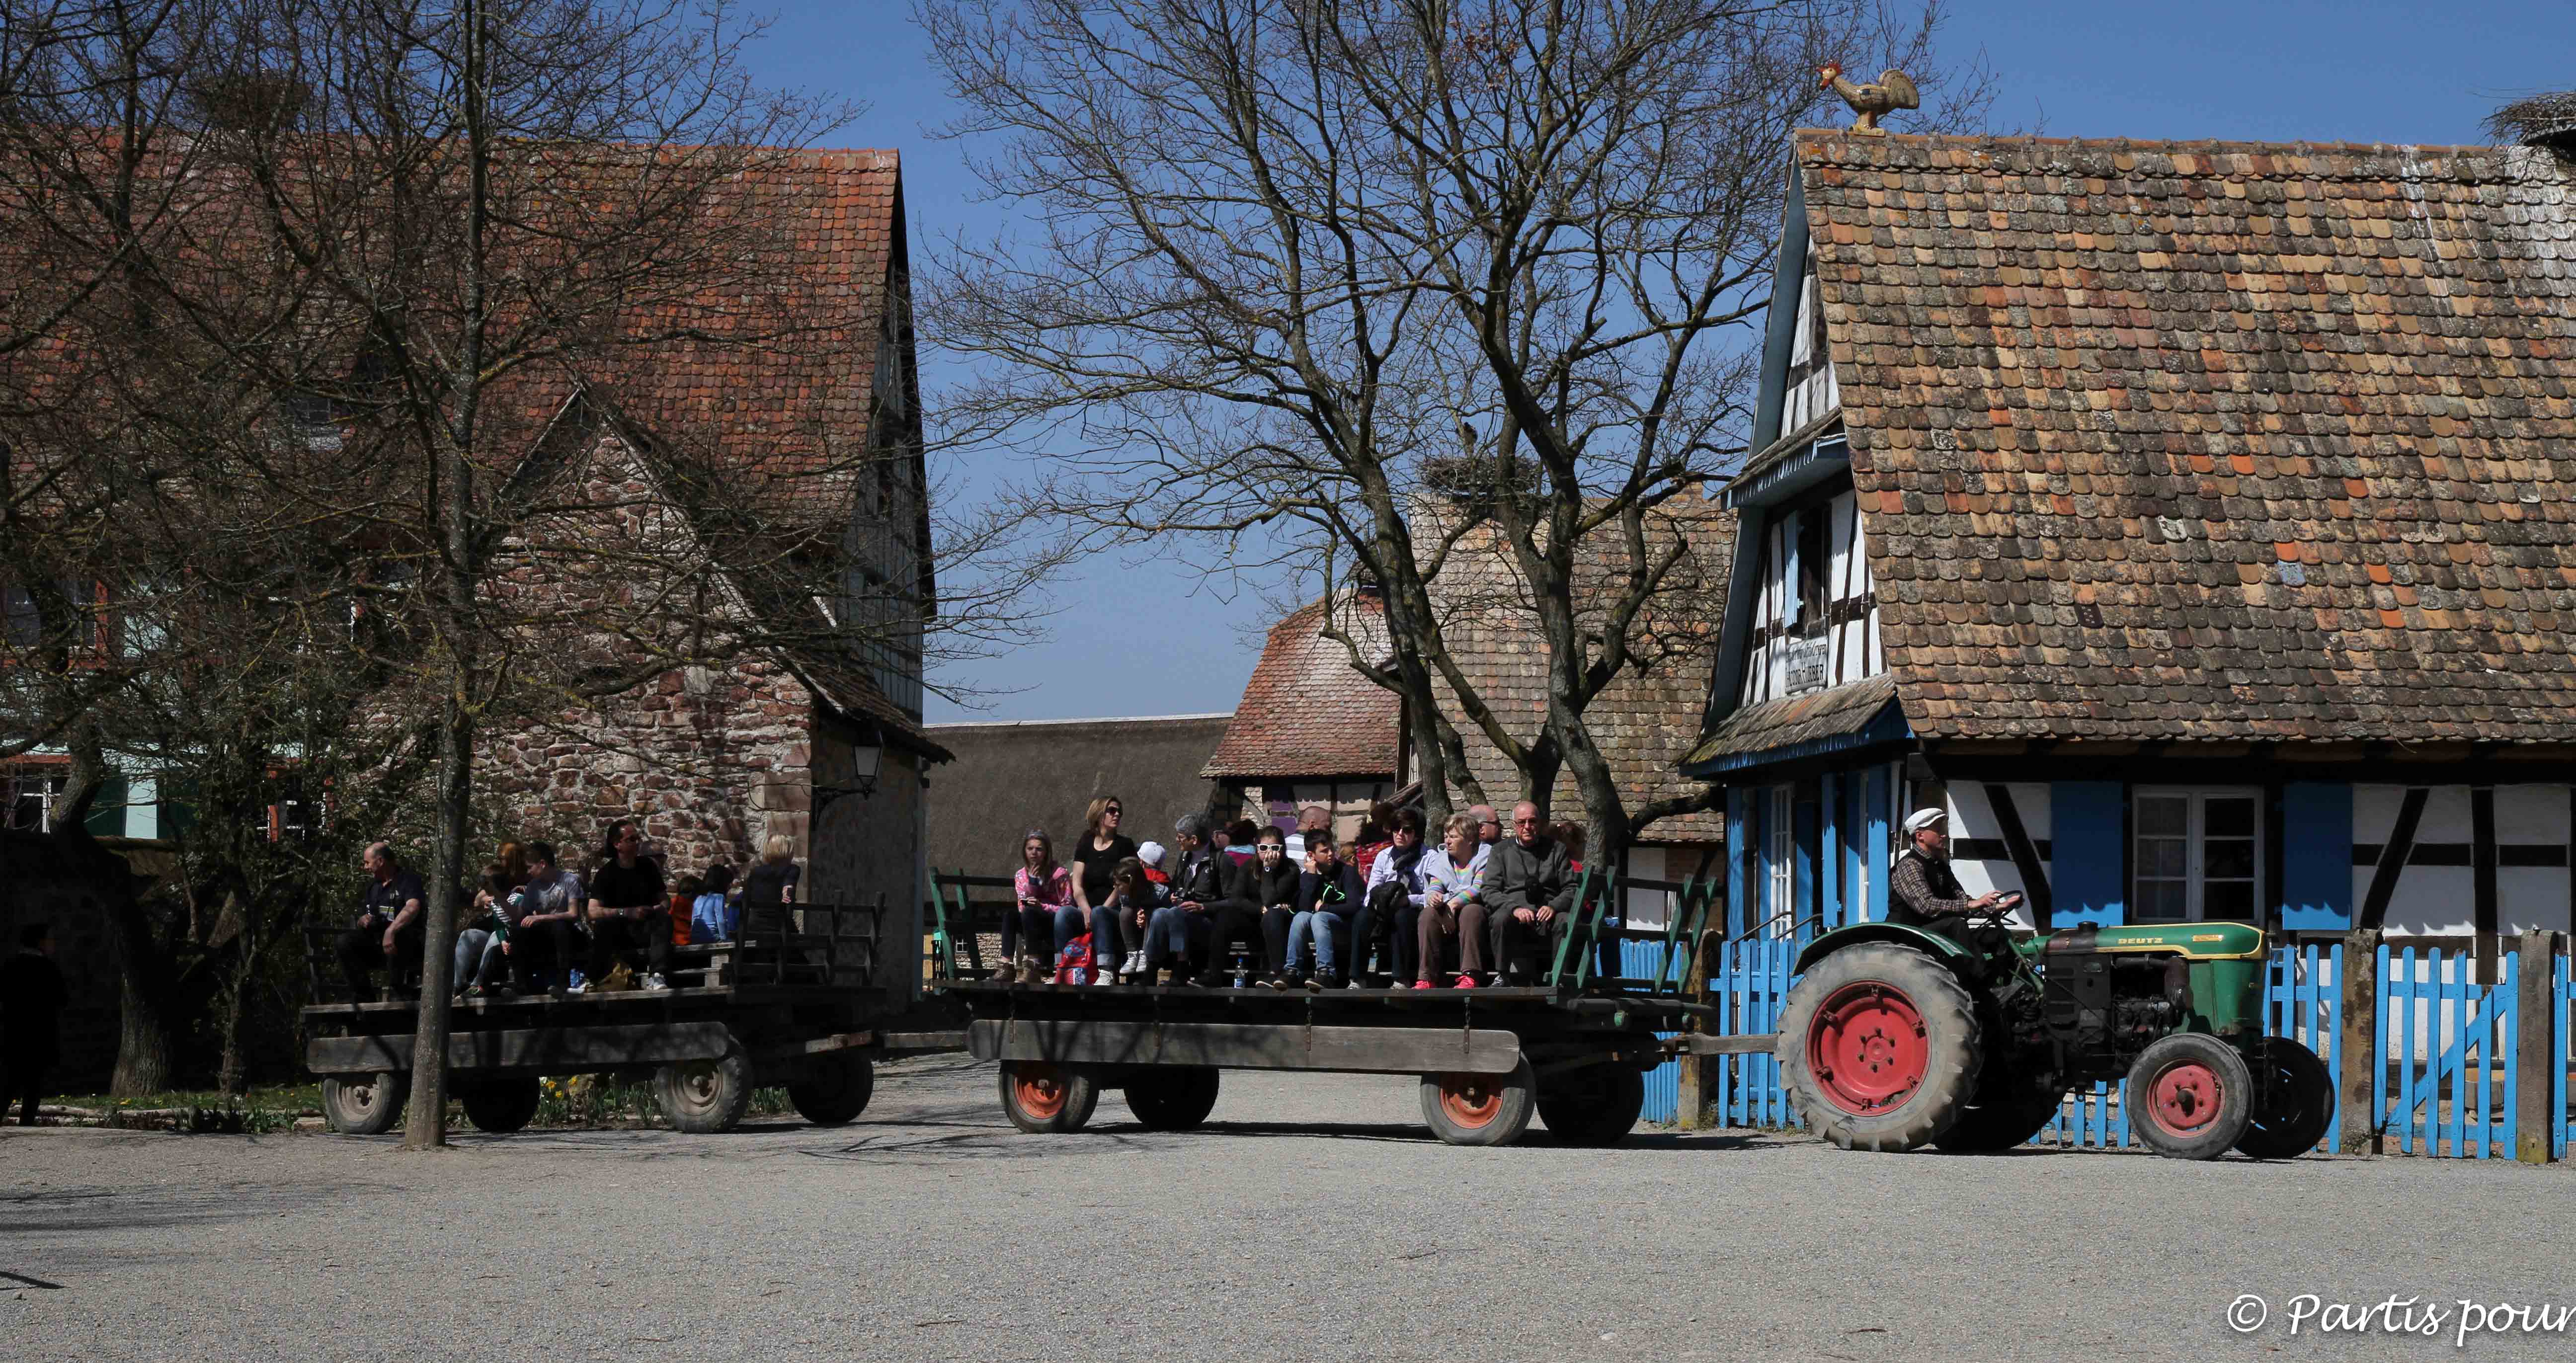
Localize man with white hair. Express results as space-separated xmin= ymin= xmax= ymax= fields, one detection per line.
xmin=1888 ymin=807 xmax=2018 ymax=965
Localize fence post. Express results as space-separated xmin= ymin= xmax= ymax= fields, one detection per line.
xmin=2518 ymin=931 xmax=2558 ymax=1164
xmin=1676 ymin=926 xmax=1714 ymax=1130
xmin=2340 ymin=928 xmax=2380 ymax=1154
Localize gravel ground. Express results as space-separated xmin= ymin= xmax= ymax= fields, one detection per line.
xmin=6 ymin=1054 xmax=2575 ymax=1363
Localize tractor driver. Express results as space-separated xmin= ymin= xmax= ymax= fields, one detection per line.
xmin=1887 ymin=808 xmax=2018 ymax=968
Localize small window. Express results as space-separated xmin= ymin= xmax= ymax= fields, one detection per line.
xmin=1766 ymin=786 xmax=1795 ymax=937
xmin=1793 ymin=506 xmax=1829 ymax=634
xmin=5 ymin=773 xmax=65 ymax=831
xmin=2131 ymin=789 xmax=2262 ymax=922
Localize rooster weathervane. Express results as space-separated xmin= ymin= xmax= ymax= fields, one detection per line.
xmin=1818 ymin=63 xmax=1919 ymax=134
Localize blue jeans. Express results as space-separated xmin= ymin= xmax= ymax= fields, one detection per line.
xmin=1090 ymin=903 xmax=1132 ymax=959
xmin=1143 ymin=906 xmax=1208 ymax=964
xmin=453 ymin=929 xmax=506 ymax=989
xmin=1286 ymin=911 xmax=1351 ymax=977
xmin=1052 ymin=904 xmax=1088 ymax=953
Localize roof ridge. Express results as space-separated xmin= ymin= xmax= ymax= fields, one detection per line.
xmin=1793 ymin=127 xmax=2528 ymax=162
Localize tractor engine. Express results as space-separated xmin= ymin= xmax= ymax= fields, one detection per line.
xmin=2035 ymin=922 xmax=2267 ymax=1083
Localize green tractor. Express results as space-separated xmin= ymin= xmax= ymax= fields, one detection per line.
xmin=1776 ymin=911 xmax=2335 ymax=1159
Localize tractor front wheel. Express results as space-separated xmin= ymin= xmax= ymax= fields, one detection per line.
xmin=2126 ymin=1032 xmax=2254 ymax=1159
xmin=1778 ymin=943 xmax=1983 ymax=1152
xmin=2234 ymin=1037 xmax=2334 ymax=1160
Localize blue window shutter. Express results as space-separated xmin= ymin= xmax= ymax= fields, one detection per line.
xmin=1863 ymin=763 xmax=1891 ymax=922
xmin=2049 ymin=781 xmax=2124 ymax=929
xmin=1726 ymin=786 xmax=1751 ymax=937
xmin=1793 ymin=788 xmax=1819 ymax=945
xmin=2281 ymin=781 xmax=2353 ymax=930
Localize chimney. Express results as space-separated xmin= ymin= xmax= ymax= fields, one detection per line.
xmin=2487 ymin=92 xmax=2576 ymax=157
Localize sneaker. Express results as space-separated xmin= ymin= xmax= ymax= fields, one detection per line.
xmin=1452 ymin=974 xmax=1477 ymax=989
xmin=1127 ymin=951 xmax=1147 ymax=975
xmin=1412 ymin=979 xmax=1435 ymax=990
xmin=1267 ymin=973 xmax=1295 ymax=992
xmin=1091 ymin=968 xmax=1118 ymax=986
xmin=642 ymin=972 xmax=669 ymax=992
xmin=565 ymin=981 xmax=588 ymax=995
xmin=1304 ymin=974 xmax=1326 ymax=994
xmin=990 ymin=961 xmax=1019 ymax=983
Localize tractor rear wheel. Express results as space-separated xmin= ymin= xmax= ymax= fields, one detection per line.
xmin=999 ymin=1060 xmax=1100 ymax=1133
xmin=2234 ymin=1037 xmax=2333 ymax=1160
xmin=1124 ymin=1067 xmax=1221 ymax=1131
xmin=1779 ymin=943 xmax=1982 ymax=1152
xmin=1536 ymin=1063 xmax=1646 ymax=1147
xmin=657 ymin=1036 xmax=755 ymax=1134
xmin=2126 ymin=1032 xmax=2254 ymax=1159
xmin=1420 ymin=1058 xmax=1537 ymax=1146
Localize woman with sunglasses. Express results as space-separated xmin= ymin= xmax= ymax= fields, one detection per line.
xmin=1069 ymin=796 xmax=1139 ymax=975
xmin=1195 ymin=826 xmax=1299 ymax=987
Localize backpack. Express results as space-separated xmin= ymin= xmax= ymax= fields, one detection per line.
xmin=1054 ymin=932 xmax=1095 ymax=985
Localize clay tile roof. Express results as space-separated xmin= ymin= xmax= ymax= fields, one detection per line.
xmin=1425 ymin=496 xmax=1733 ymax=841
xmin=1795 ymin=129 xmax=2576 ymax=745
xmin=1201 ymin=593 xmax=1401 ymax=778
xmin=1684 ymin=674 xmax=1899 ymax=770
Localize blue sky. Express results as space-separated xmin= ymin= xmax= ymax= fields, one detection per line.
xmin=738 ymin=0 xmax=2576 ymax=723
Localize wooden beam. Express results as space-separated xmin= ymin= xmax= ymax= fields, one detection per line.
xmin=1679 ymin=1033 xmax=1779 ymax=1056
xmin=306 ymin=1022 xmax=732 ymax=1075
xmin=2339 ymin=929 xmax=2380 ymax=1154
xmin=2517 ymin=932 xmax=2558 ymax=1164
xmin=967 ymin=1018 xmax=1521 ymax=1075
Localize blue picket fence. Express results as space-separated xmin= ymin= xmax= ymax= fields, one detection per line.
xmin=2378 ymin=944 xmax=2516 ymax=1159
xmin=1617 ymin=940 xmax=1682 ymax=1124
xmin=1708 ymin=937 xmax=1798 ymax=1128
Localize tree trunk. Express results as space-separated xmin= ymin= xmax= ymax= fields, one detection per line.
xmin=108 ymin=954 xmax=173 ymax=1097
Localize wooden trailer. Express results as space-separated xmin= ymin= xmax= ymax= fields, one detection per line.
xmin=299 ymin=902 xmax=965 ymax=1135
xmin=929 ymin=869 xmax=1763 ymax=1146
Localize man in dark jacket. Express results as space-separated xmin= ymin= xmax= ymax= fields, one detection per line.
xmin=1147 ymin=814 xmax=1232 ymax=979
xmin=2 ymin=923 xmax=68 ymax=1125
xmin=1887 ymin=808 xmax=2017 ymax=968
xmin=1464 ymin=802 xmax=1576 ymax=982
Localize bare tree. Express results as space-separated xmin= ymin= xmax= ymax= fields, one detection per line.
xmin=920 ymin=0 xmax=1989 ymax=850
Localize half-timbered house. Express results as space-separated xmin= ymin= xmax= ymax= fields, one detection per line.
xmin=1683 ymin=127 xmax=2576 ymax=959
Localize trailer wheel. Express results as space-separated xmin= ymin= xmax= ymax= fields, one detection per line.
xmin=788 ymin=1052 xmax=877 ymax=1127
xmin=2234 ymin=1037 xmax=2334 ymax=1160
xmin=1420 ymin=1057 xmax=1537 ymax=1147
xmin=458 ymin=1077 xmax=542 ymax=1134
xmin=1778 ymin=943 xmax=1982 ymax=1152
xmin=1124 ymin=1067 xmax=1221 ymax=1131
xmin=321 ymin=1070 xmax=409 ymax=1135
xmin=999 ymin=1060 xmax=1099 ymax=1134
xmin=1536 ymin=1063 xmax=1645 ymax=1146
xmin=1929 ymin=1086 xmax=2063 ymax=1152
xmin=657 ymin=1036 xmax=754 ymax=1134
xmin=2127 ymin=1032 xmax=2254 ymax=1160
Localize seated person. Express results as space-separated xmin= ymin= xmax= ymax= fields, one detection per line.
xmin=692 ymin=864 xmax=737 ymax=945
xmin=1413 ymin=814 xmax=1488 ymax=989
xmin=999 ymin=830 xmax=1080 ymax=983
xmin=507 ymin=841 xmax=584 ymax=996
xmin=1092 ymin=856 xmax=1163 ymax=984
xmin=1144 ymin=814 xmax=1228 ymax=982
xmin=1462 ymin=802 xmax=1575 ymax=985
xmin=1360 ymin=807 xmax=1429 ymax=984
xmin=1201 ymin=828 xmax=1299 ymax=987
xmin=336 ymin=841 xmax=426 ymax=1003
xmin=453 ymin=860 xmax=520 ymax=998
xmin=585 ymin=820 xmax=672 ymax=992
xmin=1887 ymin=808 xmax=2017 ymax=968
xmin=1281 ymin=832 xmax=1367 ymax=991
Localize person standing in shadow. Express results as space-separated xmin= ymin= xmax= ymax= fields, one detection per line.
xmin=2 ymin=923 xmax=67 ymax=1125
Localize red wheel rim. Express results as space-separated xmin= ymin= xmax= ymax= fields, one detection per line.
xmin=1437 ymin=1075 xmax=1502 ymax=1128
xmin=2147 ymin=1058 xmax=2225 ymax=1135
xmin=1805 ymin=981 xmax=1929 ymax=1115
xmin=1013 ymin=1066 xmax=1067 ymax=1121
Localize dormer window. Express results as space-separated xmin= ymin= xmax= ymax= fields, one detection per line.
xmin=1739 ymin=472 xmax=1880 ymax=706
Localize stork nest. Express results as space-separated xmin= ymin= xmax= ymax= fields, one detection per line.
xmin=2486 ymin=91 xmax=2576 ymax=150
xmin=1420 ymin=452 xmax=1540 ymax=505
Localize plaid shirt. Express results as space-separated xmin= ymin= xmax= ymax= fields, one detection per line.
xmin=1888 ymin=849 xmax=1974 ymax=923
